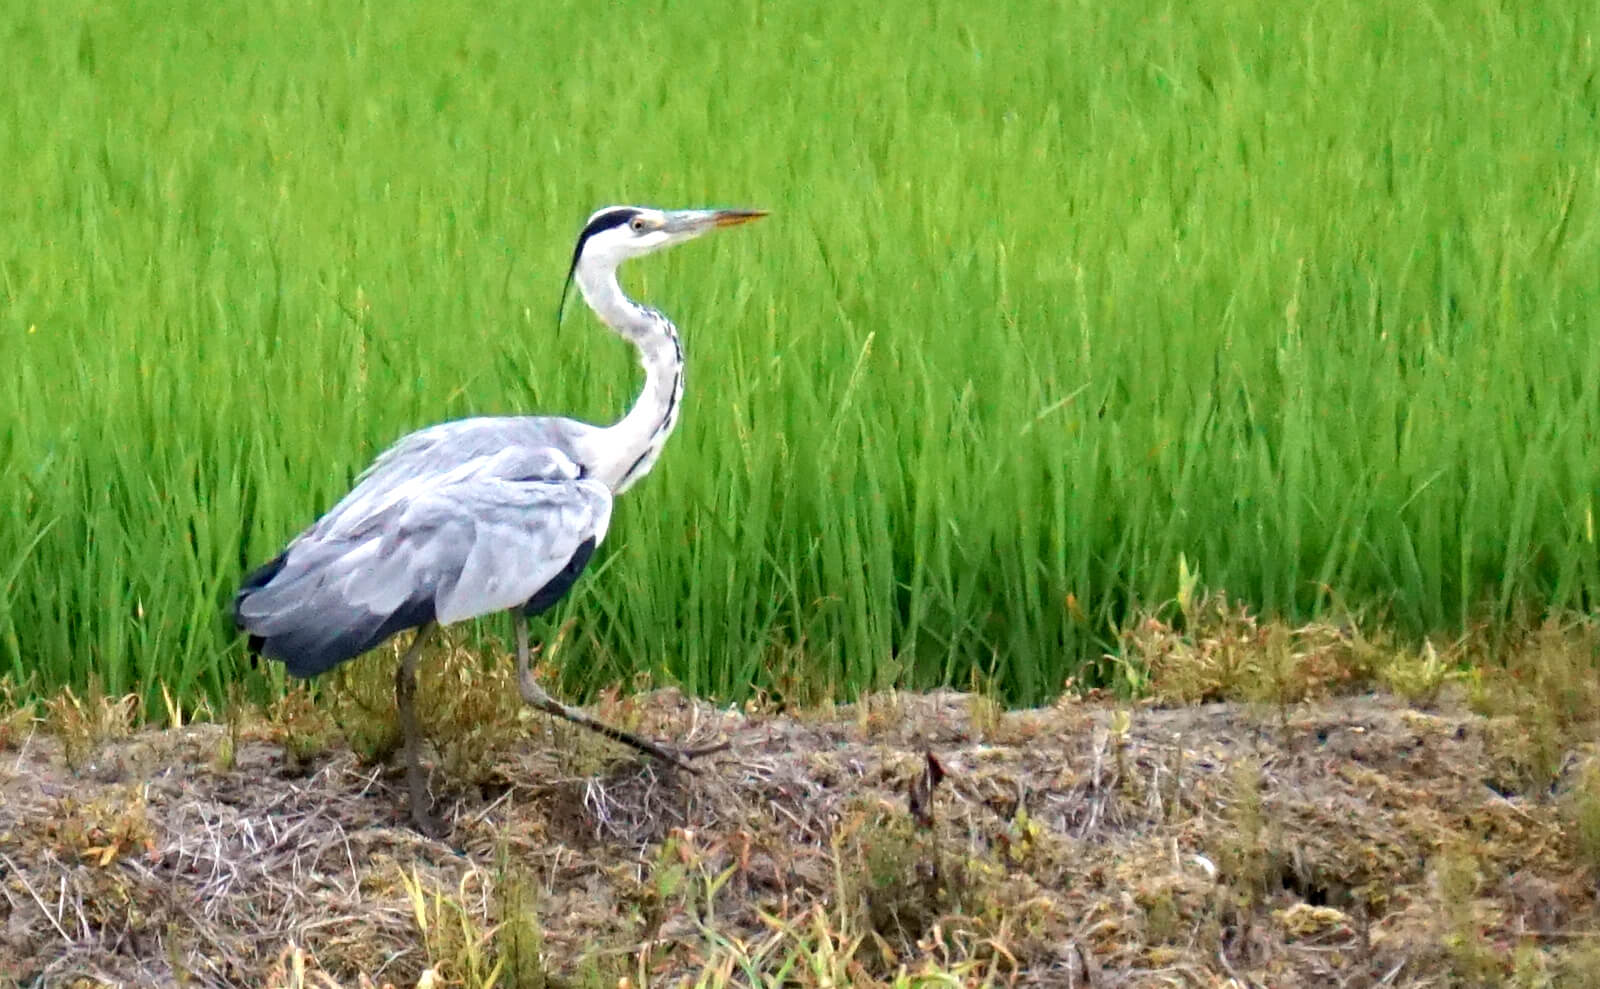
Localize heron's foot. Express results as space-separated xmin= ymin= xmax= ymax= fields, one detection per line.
xmin=564 ymin=708 xmax=719 ymax=774
xmin=517 ymin=668 xmax=730 ymax=772
xmin=409 ymin=798 xmax=446 ymax=839
xmin=404 ymin=757 xmax=445 ymax=837
xmin=620 ymin=732 xmax=731 ymax=774
xmin=672 ymin=739 xmax=734 ymax=760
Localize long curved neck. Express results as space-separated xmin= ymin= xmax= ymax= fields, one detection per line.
xmin=576 ymin=263 xmax=684 ymax=494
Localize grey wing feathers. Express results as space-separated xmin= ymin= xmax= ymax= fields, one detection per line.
xmin=315 ymin=416 xmax=598 ymax=538
xmin=235 ymin=429 xmax=611 ymax=677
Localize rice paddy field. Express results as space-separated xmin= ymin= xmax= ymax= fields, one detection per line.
xmin=2 ymin=0 xmax=1598 ymax=713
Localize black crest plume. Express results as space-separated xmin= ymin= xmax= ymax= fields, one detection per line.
xmin=555 ymin=208 xmax=641 ymax=331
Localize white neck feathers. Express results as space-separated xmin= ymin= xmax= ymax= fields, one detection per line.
xmin=574 ymin=263 xmax=685 ymax=494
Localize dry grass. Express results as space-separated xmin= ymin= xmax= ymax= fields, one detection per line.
xmin=4 ymin=609 xmax=1600 ymax=986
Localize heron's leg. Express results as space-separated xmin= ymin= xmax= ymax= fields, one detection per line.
xmin=514 ymin=614 xmax=727 ymax=771
xmin=395 ymin=622 xmax=441 ymax=835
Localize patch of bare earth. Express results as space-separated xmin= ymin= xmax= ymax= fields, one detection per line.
xmin=2 ymin=675 xmax=1598 ymax=987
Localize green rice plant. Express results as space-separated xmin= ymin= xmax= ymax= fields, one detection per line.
xmin=1 ymin=0 xmax=1597 ymax=712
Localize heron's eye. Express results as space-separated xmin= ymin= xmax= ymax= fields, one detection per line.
xmin=629 ymin=216 xmax=648 ymax=233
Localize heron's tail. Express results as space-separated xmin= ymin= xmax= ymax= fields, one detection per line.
xmin=233 ymin=551 xmax=289 ymax=654
xmin=233 ymin=551 xmax=433 ymax=679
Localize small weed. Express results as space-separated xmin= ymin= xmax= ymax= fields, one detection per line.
xmin=762 ymin=635 xmax=829 ymax=711
xmin=991 ymin=807 xmax=1041 ymax=871
xmin=700 ymin=898 xmax=986 ymax=988
xmin=1481 ymin=714 xmax=1570 ymax=797
xmin=967 ymin=692 xmax=1003 ymax=742
xmin=640 ymin=832 xmax=691 ymax=930
xmin=1564 ymin=761 xmax=1600 ymax=873
xmin=392 ymin=856 xmax=640 ymax=989
xmin=835 ymin=799 xmax=987 ymax=968
xmin=326 ymin=630 xmax=542 ymax=784
xmin=965 ymin=665 xmax=1004 ymax=741
xmin=213 ymin=682 xmax=246 ymax=773
xmin=265 ymin=682 xmax=336 ymax=772
xmin=640 ymin=827 xmax=746 ymax=936
xmin=1210 ymin=759 xmax=1276 ymax=906
xmin=1379 ymin=639 xmax=1459 ymax=708
xmin=326 ymin=648 xmax=405 ymax=765
xmin=426 ymin=642 xmax=524 ymax=788
xmin=492 ymin=853 xmax=548 ymax=989
xmin=399 ymin=867 xmax=503 ymax=988
xmin=1433 ymin=845 xmax=1504 ymax=985
xmin=855 ymin=691 xmax=907 ymax=738
xmin=1141 ymin=885 xmax=1184 ymax=944
xmin=1555 ymin=943 xmax=1600 ymax=986
xmin=1473 ymin=619 xmax=1600 ymax=793
xmin=44 ymin=675 xmax=138 ymax=772
xmin=1512 ymin=943 xmax=1554 ymax=987
xmin=262 ymin=944 xmax=344 ymax=989
xmin=42 ymin=787 xmax=155 ymax=867
xmin=1109 ymin=708 xmax=1141 ymax=802
xmin=1248 ymin=623 xmax=1298 ymax=727
xmin=1127 ymin=589 xmax=1375 ymax=708
xmin=0 ymin=674 xmax=38 ymax=750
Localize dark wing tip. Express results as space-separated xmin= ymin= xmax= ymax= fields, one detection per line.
xmin=233 ymin=550 xmax=289 ymax=631
xmin=519 ymin=536 xmax=598 ymax=617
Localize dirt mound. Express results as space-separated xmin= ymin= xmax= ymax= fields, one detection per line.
xmin=2 ymin=688 xmax=1597 ymax=986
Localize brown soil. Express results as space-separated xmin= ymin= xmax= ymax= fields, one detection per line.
xmin=1 ymin=688 xmax=1596 ymax=987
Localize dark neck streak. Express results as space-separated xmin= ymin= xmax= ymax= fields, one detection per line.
xmin=574 ymin=262 xmax=686 ymax=494
xmin=615 ymin=316 xmax=683 ymax=492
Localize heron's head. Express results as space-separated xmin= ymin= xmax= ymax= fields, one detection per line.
xmin=559 ymin=206 xmax=766 ymax=323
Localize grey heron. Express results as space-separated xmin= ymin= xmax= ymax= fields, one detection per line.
xmin=233 ymin=205 xmax=766 ymax=833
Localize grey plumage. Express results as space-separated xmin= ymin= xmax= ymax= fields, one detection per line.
xmin=235 ymin=419 xmax=609 ymax=676
xmin=231 ymin=205 xmax=765 ymax=833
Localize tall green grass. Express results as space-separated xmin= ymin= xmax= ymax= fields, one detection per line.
xmin=2 ymin=0 xmax=1597 ymax=710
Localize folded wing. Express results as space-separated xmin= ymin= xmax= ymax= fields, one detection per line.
xmin=234 ymin=445 xmax=612 ymax=678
